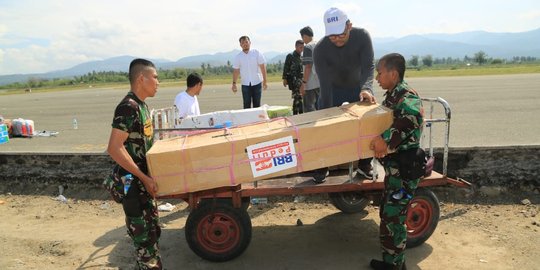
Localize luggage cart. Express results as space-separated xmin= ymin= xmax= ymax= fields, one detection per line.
xmin=152 ymin=98 xmax=471 ymax=262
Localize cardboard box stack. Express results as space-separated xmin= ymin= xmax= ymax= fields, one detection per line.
xmin=147 ymin=102 xmax=393 ymax=196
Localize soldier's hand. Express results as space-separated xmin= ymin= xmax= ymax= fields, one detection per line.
xmin=140 ymin=174 xmax=158 ymax=198
xmin=370 ymin=136 xmax=388 ymax=158
xmin=282 ymin=79 xmax=288 ymax=87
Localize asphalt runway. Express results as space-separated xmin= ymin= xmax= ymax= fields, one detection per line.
xmin=1 ymin=73 xmax=539 ymax=152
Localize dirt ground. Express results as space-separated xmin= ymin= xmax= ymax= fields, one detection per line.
xmin=0 ymin=183 xmax=538 ymax=270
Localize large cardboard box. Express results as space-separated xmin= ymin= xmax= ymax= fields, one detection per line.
xmin=147 ymin=102 xmax=392 ymax=196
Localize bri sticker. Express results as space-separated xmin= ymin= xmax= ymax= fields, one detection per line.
xmin=246 ymin=136 xmax=297 ymax=178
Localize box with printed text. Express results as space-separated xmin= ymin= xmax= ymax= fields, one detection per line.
xmin=146 ymin=102 xmax=393 ymax=196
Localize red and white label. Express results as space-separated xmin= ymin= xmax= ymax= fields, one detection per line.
xmin=246 ymin=136 xmax=297 ymax=178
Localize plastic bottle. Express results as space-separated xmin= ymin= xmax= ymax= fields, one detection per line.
xmin=391 ymin=188 xmax=411 ymax=200
xmin=251 ymin=197 xmax=268 ymax=205
xmin=123 ymin=174 xmax=134 ymax=195
xmin=72 ymin=117 xmax=78 ymax=129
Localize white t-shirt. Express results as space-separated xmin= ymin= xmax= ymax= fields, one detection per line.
xmin=233 ymin=49 xmax=266 ymax=86
xmin=174 ymin=91 xmax=200 ymax=119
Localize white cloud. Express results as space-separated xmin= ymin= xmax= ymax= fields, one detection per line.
xmin=1 ymin=0 xmax=539 ymax=75
xmin=0 ymin=24 xmax=6 ymax=37
xmin=520 ymin=10 xmax=540 ymax=20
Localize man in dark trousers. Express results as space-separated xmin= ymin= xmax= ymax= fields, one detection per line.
xmin=370 ymin=53 xmax=424 ymax=270
xmin=313 ymin=7 xmax=376 ymax=183
xmin=231 ymin=36 xmax=268 ymax=108
xmin=107 ymin=58 xmax=162 ymax=270
xmin=299 ymin=26 xmax=320 ymax=113
xmin=282 ymin=39 xmax=305 ymax=115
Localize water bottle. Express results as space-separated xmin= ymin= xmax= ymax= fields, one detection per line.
xmin=392 ymin=188 xmax=411 ymax=200
xmin=123 ymin=174 xmax=134 ymax=195
xmin=251 ymin=197 xmax=268 ymax=205
xmin=72 ymin=118 xmax=78 ymax=129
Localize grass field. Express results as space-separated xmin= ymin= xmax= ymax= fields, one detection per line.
xmin=1 ymin=63 xmax=539 ymax=95
xmin=405 ymin=63 xmax=540 ymax=77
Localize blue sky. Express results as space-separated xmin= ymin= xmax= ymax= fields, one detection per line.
xmin=0 ymin=0 xmax=539 ymax=75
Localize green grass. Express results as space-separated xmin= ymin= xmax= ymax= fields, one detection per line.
xmin=1 ymin=64 xmax=539 ymax=95
xmin=406 ymin=63 xmax=540 ymax=77
xmin=0 ymin=82 xmax=129 ymax=95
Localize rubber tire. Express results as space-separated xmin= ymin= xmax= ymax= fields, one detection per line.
xmin=406 ymin=188 xmax=440 ymax=248
xmin=185 ymin=200 xmax=252 ymax=262
xmin=328 ymin=192 xmax=370 ymax=214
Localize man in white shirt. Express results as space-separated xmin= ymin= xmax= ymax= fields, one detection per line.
xmin=231 ymin=36 xmax=268 ymax=108
xmin=174 ymin=73 xmax=203 ymax=119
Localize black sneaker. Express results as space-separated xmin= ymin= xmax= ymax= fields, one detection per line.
xmin=312 ymin=169 xmax=330 ymax=184
xmin=356 ymin=164 xmax=375 ymax=179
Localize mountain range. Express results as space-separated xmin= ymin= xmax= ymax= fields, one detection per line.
xmin=1 ymin=28 xmax=539 ymax=86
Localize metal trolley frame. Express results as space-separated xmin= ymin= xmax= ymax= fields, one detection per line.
xmin=151 ymin=98 xmax=471 ymax=262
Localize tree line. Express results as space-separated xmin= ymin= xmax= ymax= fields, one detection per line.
xmin=1 ymin=52 xmax=538 ymax=90
xmin=1 ymin=62 xmax=286 ymax=90
xmin=409 ymin=51 xmax=537 ymax=67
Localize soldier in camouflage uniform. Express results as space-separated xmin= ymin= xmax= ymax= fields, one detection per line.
xmin=282 ymin=40 xmax=304 ymax=115
xmin=107 ymin=58 xmax=162 ymax=270
xmin=370 ymin=53 xmax=424 ymax=270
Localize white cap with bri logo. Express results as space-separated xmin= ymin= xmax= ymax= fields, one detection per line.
xmin=324 ymin=7 xmax=348 ymax=37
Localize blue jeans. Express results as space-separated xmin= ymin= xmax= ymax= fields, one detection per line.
xmin=303 ymin=87 xmax=320 ymax=112
xmin=241 ymin=83 xmax=262 ymax=108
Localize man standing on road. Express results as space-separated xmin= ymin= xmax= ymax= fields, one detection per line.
xmin=107 ymin=58 xmax=162 ymax=270
xmin=313 ymin=7 xmax=376 ymax=183
xmin=299 ymin=26 xmax=321 ymax=112
xmin=282 ymin=39 xmax=304 ymax=115
xmin=231 ymin=36 xmax=268 ymax=109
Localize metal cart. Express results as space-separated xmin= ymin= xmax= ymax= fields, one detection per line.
xmin=151 ymin=97 xmax=471 ymax=262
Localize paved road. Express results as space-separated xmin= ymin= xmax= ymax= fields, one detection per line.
xmin=1 ymin=73 xmax=539 ymax=152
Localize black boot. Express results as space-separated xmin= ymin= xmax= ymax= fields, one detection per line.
xmin=370 ymin=259 xmax=407 ymax=270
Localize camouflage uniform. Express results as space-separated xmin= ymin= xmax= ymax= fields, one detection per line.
xmin=282 ymin=50 xmax=304 ymax=115
xmin=378 ymin=81 xmax=423 ymax=268
xmin=112 ymin=92 xmax=162 ymax=270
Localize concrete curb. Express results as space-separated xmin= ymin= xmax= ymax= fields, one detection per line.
xmin=1 ymin=145 xmax=539 ymax=189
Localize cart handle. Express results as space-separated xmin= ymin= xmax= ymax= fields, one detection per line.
xmin=421 ymin=97 xmax=451 ymax=176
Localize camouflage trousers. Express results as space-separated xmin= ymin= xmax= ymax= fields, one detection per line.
xmin=122 ymin=183 xmax=162 ymax=270
xmin=291 ymin=90 xmax=304 ymax=115
xmin=378 ymin=157 xmax=420 ymax=268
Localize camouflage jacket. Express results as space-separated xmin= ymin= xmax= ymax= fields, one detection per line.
xmin=111 ymin=91 xmax=154 ymax=172
xmin=381 ymin=81 xmax=424 ymax=151
xmin=282 ymin=50 xmax=303 ymax=91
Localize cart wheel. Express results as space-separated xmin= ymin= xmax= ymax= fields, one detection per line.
xmin=328 ymin=192 xmax=370 ymax=214
xmin=185 ymin=200 xmax=252 ymax=262
xmin=199 ymin=197 xmax=250 ymax=211
xmin=406 ymin=188 xmax=440 ymax=248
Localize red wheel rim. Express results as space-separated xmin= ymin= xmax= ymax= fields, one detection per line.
xmin=196 ymin=213 xmax=240 ymax=253
xmin=406 ymin=198 xmax=432 ymax=238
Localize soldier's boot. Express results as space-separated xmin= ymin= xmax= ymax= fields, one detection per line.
xmin=370 ymin=259 xmax=407 ymax=270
